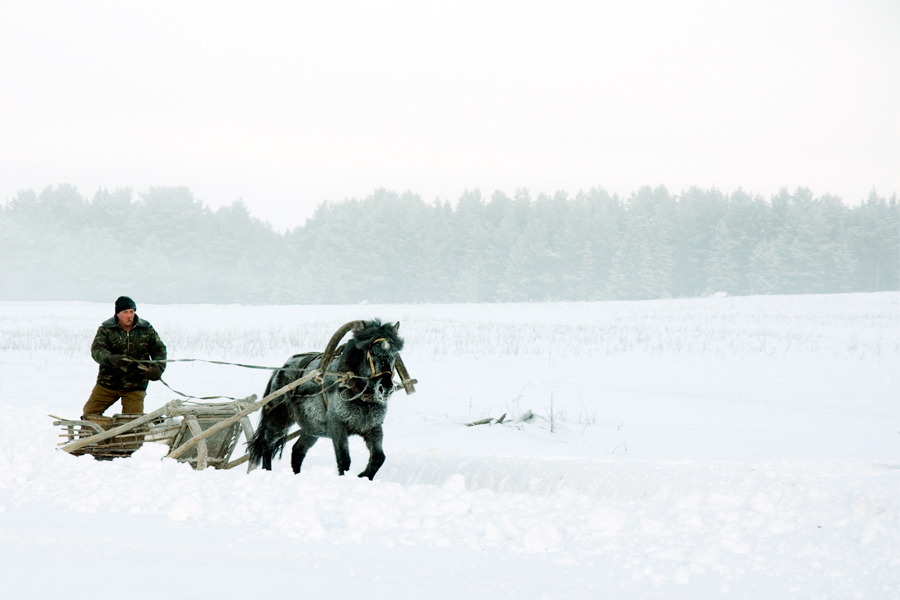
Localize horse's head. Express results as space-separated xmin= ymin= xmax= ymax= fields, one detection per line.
xmin=340 ymin=320 xmax=404 ymax=401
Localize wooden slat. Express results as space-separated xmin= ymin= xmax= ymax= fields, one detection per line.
xmin=52 ymin=417 xmax=105 ymax=435
xmin=224 ymin=427 xmax=304 ymax=470
xmin=185 ymin=416 xmax=208 ymax=470
xmin=60 ymin=403 xmax=178 ymax=454
xmin=239 ymin=417 xmax=255 ymax=447
xmin=395 ymin=354 xmax=417 ymax=394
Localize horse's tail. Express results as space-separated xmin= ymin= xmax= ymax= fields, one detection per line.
xmin=247 ymin=378 xmax=293 ymax=470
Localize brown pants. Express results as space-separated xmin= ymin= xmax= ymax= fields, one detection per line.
xmin=83 ymin=384 xmax=146 ymax=416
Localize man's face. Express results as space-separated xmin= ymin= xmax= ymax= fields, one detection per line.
xmin=117 ymin=308 xmax=135 ymax=328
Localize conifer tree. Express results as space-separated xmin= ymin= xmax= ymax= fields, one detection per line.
xmin=748 ymin=237 xmax=786 ymax=294
xmin=705 ymin=219 xmax=739 ymax=294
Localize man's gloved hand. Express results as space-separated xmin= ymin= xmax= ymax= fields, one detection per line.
xmin=144 ymin=364 xmax=163 ymax=381
xmin=108 ymin=354 xmax=127 ymax=370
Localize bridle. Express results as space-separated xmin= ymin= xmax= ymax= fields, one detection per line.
xmin=330 ymin=338 xmax=395 ymax=404
xmin=366 ymin=337 xmax=395 ymax=380
xmin=308 ymin=320 xmax=416 ymax=408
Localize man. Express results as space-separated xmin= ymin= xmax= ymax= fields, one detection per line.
xmin=82 ymin=296 xmax=167 ymax=417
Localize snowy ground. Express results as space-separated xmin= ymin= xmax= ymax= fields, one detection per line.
xmin=0 ymin=293 xmax=897 ymax=599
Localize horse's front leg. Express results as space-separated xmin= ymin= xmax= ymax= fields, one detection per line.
xmin=328 ymin=421 xmax=352 ymax=476
xmin=358 ymin=425 xmax=385 ymax=480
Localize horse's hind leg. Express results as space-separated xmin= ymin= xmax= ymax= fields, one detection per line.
xmin=358 ymin=425 xmax=385 ymax=480
xmin=248 ymin=401 xmax=293 ymax=471
xmin=261 ymin=430 xmax=282 ymax=471
xmin=291 ymin=432 xmax=318 ymax=474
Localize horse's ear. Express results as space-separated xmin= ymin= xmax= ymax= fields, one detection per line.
xmin=392 ymin=321 xmax=400 ymax=333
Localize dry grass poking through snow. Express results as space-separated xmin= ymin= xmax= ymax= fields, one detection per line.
xmin=1 ymin=292 xmax=896 ymax=362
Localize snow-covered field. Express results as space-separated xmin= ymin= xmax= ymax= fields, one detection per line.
xmin=1 ymin=293 xmax=897 ymax=599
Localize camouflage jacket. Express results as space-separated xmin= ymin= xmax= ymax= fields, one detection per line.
xmin=91 ymin=315 xmax=167 ymax=391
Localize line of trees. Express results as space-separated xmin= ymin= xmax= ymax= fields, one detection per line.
xmin=1 ymin=184 xmax=897 ymax=304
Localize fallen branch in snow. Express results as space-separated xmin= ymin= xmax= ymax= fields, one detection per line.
xmin=466 ymin=413 xmax=508 ymax=427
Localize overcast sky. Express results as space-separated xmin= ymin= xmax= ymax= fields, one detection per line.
xmin=1 ymin=0 xmax=897 ymax=229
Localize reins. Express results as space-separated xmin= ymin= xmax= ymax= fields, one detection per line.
xmin=123 ymin=355 xmax=348 ymax=402
xmin=125 ymin=357 xmax=298 ymax=371
xmin=122 ymin=339 xmax=415 ymax=404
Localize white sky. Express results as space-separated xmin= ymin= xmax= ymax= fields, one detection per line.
xmin=1 ymin=0 xmax=897 ymax=229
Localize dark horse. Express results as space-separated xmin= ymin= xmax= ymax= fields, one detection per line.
xmin=247 ymin=320 xmax=403 ymax=479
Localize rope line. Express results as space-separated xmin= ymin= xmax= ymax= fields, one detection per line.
xmin=125 ymin=357 xmax=291 ymax=371
xmin=157 ymin=377 xmax=240 ymax=401
xmin=156 ymin=369 xmax=366 ymax=403
xmin=6 ymin=352 xmax=409 ymax=403
xmin=124 ymin=356 xmax=378 ymax=383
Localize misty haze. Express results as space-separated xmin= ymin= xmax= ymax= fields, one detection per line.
xmin=2 ymin=184 xmax=897 ymax=304
xmin=1 ymin=2 xmax=897 ymax=599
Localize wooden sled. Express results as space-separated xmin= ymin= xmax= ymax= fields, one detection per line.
xmin=51 ymin=413 xmax=177 ymax=461
xmin=51 ymin=396 xmax=258 ymax=469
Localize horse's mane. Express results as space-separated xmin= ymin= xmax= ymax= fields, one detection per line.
xmin=352 ymin=319 xmax=404 ymax=351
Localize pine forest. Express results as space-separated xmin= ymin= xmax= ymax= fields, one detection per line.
xmin=1 ymin=184 xmax=897 ymax=304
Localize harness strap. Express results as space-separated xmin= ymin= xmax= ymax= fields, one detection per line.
xmin=366 ymin=338 xmax=394 ymax=378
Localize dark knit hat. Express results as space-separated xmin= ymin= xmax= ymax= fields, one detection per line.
xmin=115 ymin=296 xmax=136 ymax=314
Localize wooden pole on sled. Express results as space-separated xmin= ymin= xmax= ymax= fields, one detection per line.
xmin=165 ymin=367 xmax=323 ymax=461
xmin=224 ymin=428 xmax=304 ymax=470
